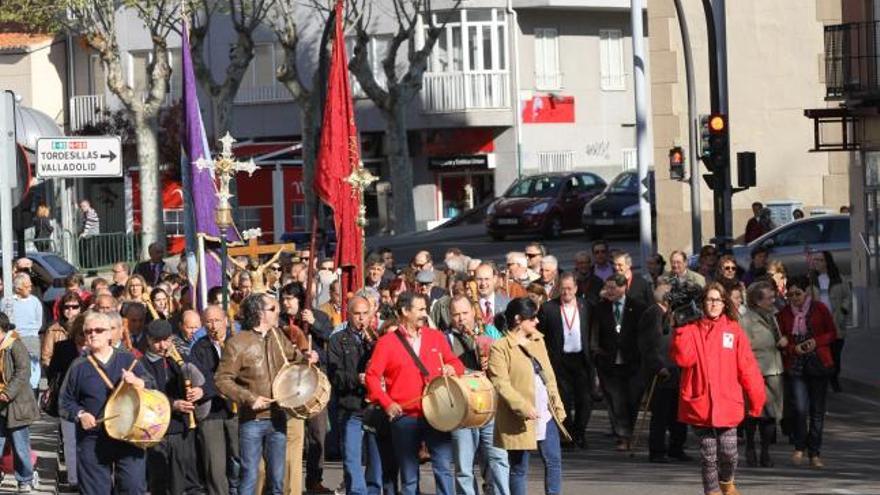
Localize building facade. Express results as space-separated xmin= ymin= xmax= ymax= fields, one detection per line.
xmin=648 ymin=0 xmax=849 ymax=254
xmin=63 ymin=1 xmax=646 ymax=233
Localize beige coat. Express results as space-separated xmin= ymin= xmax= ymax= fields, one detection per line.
xmin=41 ymin=322 xmax=69 ymax=368
xmin=488 ymin=331 xmax=566 ymax=450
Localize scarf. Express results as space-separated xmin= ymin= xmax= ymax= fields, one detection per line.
xmin=791 ymin=296 xmax=812 ymax=336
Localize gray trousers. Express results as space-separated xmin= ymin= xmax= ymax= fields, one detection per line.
xmin=61 ymin=419 xmax=78 ymax=485
xmin=198 ymin=416 xmax=241 ymax=495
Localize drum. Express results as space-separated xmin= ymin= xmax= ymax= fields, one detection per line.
xmin=422 ymin=372 xmax=496 ymax=432
xmin=272 ymin=363 xmax=331 ymax=420
xmin=104 ymin=383 xmax=171 ymax=449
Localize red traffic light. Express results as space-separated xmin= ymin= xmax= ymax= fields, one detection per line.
xmin=669 ymin=147 xmax=685 ymax=164
xmin=708 ymin=114 xmax=727 ymax=134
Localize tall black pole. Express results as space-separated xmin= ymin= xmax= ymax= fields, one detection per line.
xmin=220 ymin=226 xmax=229 ymax=313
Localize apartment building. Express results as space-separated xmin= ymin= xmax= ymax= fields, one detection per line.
xmin=805 ymin=0 xmax=880 ymax=327
xmin=62 ymin=1 xmax=645 ymax=234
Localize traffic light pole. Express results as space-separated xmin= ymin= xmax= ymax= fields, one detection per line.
xmin=702 ymin=0 xmax=734 ymax=248
xmin=672 ymin=0 xmax=702 ymax=254
xmin=631 ymin=0 xmax=653 ymax=272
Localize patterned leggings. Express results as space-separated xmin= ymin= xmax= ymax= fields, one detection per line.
xmin=694 ymin=427 xmax=738 ymax=494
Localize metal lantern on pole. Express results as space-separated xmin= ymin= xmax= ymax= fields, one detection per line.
xmin=195 ymin=132 xmax=258 ymax=312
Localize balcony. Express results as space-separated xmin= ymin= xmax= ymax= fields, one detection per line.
xmin=825 ymin=21 xmax=880 ymax=99
xmin=70 ymin=95 xmax=107 ymax=132
xmin=234 ymin=85 xmax=293 ymax=104
xmin=421 ymin=71 xmax=511 ymax=113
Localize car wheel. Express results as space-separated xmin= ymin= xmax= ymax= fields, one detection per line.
xmin=489 ymin=232 xmax=506 ymax=241
xmin=544 ymin=216 xmax=563 ymax=239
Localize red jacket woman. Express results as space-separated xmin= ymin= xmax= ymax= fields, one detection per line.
xmin=670 ymin=282 xmax=766 ymax=495
xmin=776 ymin=296 xmax=836 ymax=370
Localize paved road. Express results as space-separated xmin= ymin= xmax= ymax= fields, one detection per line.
xmin=26 ymin=389 xmax=879 ymax=494
xmin=367 ymin=223 xmax=642 ymax=270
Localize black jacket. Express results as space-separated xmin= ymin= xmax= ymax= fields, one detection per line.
xmin=190 ymin=337 xmax=235 ymax=420
xmin=327 ymin=324 xmax=376 ymax=413
xmin=133 ymin=260 xmax=167 ymax=287
xmin=626 ymin=275 xmax=654 ymax=309
xmin=539 ymin=297 xmax=592 ymax=372
xmin=637 ymin=303 xmax=679 ymax=389
xmin=140 ymin=354 xmax=191 ymax=434
xmin=281 ymin=309 xmax=333 ymax=369
xmin=591 ymin=297 xmax=647 ymax=371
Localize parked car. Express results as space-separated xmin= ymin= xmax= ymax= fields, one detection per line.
xmin=581 ymin=170 xmax=654 ymax=238
xmin=732 ymin=214 xmax=851 ymax=277
xmin=486 ymin=172 xmax=606 ymax=240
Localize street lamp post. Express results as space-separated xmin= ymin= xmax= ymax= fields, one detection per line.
xmin=195 ymin=132 xmax=258 ymax=313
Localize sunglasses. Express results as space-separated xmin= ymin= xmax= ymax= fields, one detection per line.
xmin=63 ymin=304 xmax=81 ymax=310
xmin=83 ymin=327 xmax=108 ymax=336
xmin=722 ymin=265 xmax=737 ymax=271
xmin=525 ymin=253 xmax=541 ymax=258
xmin=593 ymin=249 xmax=607 ymax=254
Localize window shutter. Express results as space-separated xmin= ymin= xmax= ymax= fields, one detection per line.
xmin=535 ymin=28 xmax=560 ymax=90
xmin=600 ymin=29 xmax=625 ymax=91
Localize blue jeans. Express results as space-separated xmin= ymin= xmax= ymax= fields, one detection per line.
xmin=790 ymin=373 xmax=828 ymax=456
xmin=0 ymin=423 xmax=33 ymax=484
xmin=451 ymin=420 xmax=510 ymax=495
xmin=341 ymin=412 xmax=383 ymax=495
xmin=508 ymin=420 xmax=562 ymax=495
xmin=239 ymin=416 xmax=288 ymax=495
xmin=390 ymin=415 xmax=454 ymax=495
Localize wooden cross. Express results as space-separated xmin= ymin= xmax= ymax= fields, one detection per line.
xmin=228 ymin=236 xmax=297 ymax=263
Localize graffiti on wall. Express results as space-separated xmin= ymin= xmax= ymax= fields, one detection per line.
xmin=584 ymin=140 xmax=611 ymax=161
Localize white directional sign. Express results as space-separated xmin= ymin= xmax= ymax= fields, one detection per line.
xmin=36 ymin=136 xmax=122 ymax=178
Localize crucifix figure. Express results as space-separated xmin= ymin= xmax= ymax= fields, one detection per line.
xmin=194 ymin=132 xmax=259 ymax=311
xmin=227 ymin=229 xmax=297 ymax=294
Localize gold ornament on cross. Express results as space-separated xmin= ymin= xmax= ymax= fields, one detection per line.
xmin=346 ymin=165 xmax=378 ymax=227
xmin=195 ymin=132 xmax=259 ymax=229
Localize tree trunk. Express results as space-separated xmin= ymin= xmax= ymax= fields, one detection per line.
xmin=300 ymin=98 xmax=318 ymax=227
xmin=215 ymin=92 xmax=234 ymax=140
xmin=385 ymin=106 xmax=416 ymax=234
xmin=134 ymin=115 xmax=164 ymax=259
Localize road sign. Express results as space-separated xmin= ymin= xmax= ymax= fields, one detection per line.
xmin=36 ymin=136 xmax=122 ymax=178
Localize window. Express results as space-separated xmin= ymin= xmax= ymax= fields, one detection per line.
xmin=579 ymin=174 xmax=599 ymax=189
xmin=241 ymin=43 xmax=277 ymax=89
xmin=163 ymin=209 xmax=185 ymax=236
xmin=600 ymin=29 xmax=626 ymax=91
xmin=128 ymin=49 xmax=179 ymax=100
xmin=768 ymin=222 xmax=823 ymax=247
xmin=534 ymin=28 xmax=560 ymax=90
xmin=90 ymin=54 xmax=106 ymax=94
xmin=291 ymin=202 xmax=306 ymax=231
xmin=237 ymin=207 xmax=265 ymax=231
xmin=129 ymin=51 xmax=151 ymax=93
xmin=426 ymin=9 xmax=507 ymax=74
xmin=346 ymin=35 xmax=390 ymax=98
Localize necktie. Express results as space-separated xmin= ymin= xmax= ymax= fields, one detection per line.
xmin=614 ymin=302 xmax=622 ymax=325
xmin=484 ymin=300 xmax=493 ymax=324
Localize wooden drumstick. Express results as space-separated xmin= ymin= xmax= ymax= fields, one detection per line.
xmin=438 ymin=354 xmax=454 ymax=407
xmin=96 ymin=414 xmax=120 ymax=425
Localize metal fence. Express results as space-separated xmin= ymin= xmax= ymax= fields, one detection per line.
xmin=825 ymin=21 xmax=880 ymax=98
xmin=36 ymin=231 xmax=142 ymax=272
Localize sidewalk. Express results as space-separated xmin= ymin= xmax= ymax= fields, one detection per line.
xmin=838 ymin=324 xmax=880 ymax=398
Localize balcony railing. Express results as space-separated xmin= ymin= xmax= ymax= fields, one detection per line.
xmin=234 ymin=85 xmax=293 ymax=104
xmin=421 ymin=71 xmax=511 ymax=113
xmin=70 ymin=95 xmax=107 ymax=132
xmin=825 ymin=21 xmax=880 ymax=99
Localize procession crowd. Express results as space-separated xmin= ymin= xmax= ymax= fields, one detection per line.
xmin=0 ymin=230 xmax=849 ymax=495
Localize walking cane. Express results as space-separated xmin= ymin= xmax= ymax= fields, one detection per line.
xmin=629 ymin=374 xmax=659 ymax=459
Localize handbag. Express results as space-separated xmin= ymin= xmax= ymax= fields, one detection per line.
xmin=800 ymin=308 xmax=834 ymax=377
xmin=39 ymin=374 xmax=62 ymax=417
xmin=362 ymin=329 xmax=430 ymax=434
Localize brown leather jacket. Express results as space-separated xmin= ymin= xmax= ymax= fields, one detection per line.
xmin=41 ymin=322 xmax=69 ymax=368
xmin=215 ymin=326 xmax=305 ymax=421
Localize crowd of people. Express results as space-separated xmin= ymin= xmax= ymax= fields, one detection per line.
xmin=0 ymin=234 xmax=849 ymax=495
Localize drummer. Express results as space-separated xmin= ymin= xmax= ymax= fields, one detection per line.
xmin=365 ymin=292 xmax=464 ymax=495
xmin=59 ymin=310 xmax=156 ymax=495
xmin=139 ymin=319 xmax=205 ymax=494
xmin=447 ymin=295 xmax=510 ymax=495
xmin=215 ymin=293 xmax=318 ymax=495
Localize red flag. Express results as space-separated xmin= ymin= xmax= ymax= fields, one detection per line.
xmin=315 ymin=0 xmax=364 ymax=304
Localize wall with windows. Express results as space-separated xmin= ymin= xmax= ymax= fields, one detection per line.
xmin=515 ymin=9 xmax=643 ymax=180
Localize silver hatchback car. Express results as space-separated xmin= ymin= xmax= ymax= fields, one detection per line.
xmin=732 ymin=214 xmax=851 ymax=277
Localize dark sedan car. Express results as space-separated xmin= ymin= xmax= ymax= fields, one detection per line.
xmin=486 ymin=172 xmax=606 ymax=240
xmin=581 ymin=170 xmax=654 ymax=238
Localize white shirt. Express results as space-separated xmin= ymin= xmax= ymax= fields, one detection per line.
xmin=479 ymin=296 xmax=494 ymax=319
xmin=561 ymin=301 xmax=582 ymax=353
xmin=534 ymin=371 xmax=552 ymax=442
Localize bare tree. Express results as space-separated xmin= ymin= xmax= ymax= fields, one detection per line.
xmin=64 ymin=0 xmax=179 ymax=257
xmin=349 ymin=0 xmax=458 ymax=234
xmin=187 ymin=0 xmax=275 ymax=139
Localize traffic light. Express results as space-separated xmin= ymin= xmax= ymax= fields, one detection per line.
xmin=737 ymin=151 xmax=756 ymax=188
xmin=700 ymin=113 xmax=728 ymax=189
xmin=669 ymin=146 xmax=685 ymax=181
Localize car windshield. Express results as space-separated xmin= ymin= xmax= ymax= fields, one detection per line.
xmin=506 ymin=176 xmax=563 ymax=198
xmin=607 ymin=173 xmax=638 ymax=193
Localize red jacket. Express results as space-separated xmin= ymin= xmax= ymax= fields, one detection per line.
xmin=366 ymin=326 xmax=464 ymax=417
xmin=670 ymin=315 xmax=766 ymax=428
xmin=776 ymin=300 xmax=837 ymax=370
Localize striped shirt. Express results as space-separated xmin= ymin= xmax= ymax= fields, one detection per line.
xmin=81 ymin=207 xmax=100 ymax=237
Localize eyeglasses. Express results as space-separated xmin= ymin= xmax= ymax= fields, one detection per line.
xmin=705 ymin=297 xmax=725 ymax=305
xmin=722 ymin=265 xmax=737 ymax=272
xmin=525 ymin=253 xmax=541 ymax=258
xmin=270 ymin=266 xmax=281 ymax=272
xmin=63 ymin=304 xmax=81 ymax=310
xmin=83 ymin=327 xmax=108 ymax=336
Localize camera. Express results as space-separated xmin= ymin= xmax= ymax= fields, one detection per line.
xmin=663 ymin=277 xmax=704 ymax=328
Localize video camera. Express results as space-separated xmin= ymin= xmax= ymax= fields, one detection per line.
xmin=664 ymin=277 xmax=704 ymax=328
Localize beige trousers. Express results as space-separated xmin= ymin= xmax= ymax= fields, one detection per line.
xmin=256 ymin=417 xmax=305 ymax=494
